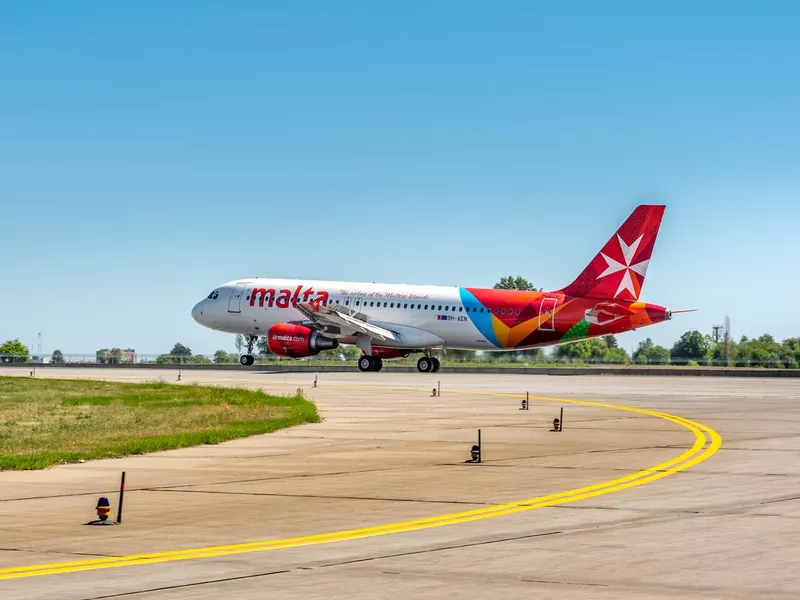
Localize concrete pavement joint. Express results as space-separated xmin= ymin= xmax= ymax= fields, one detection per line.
xmin=311 ymin=529 xmax=564 ymax=568
xmin=79 ymin=570 xmax=293 ymax=600
xmin=145 ymin=489 xmax=491 ymax=506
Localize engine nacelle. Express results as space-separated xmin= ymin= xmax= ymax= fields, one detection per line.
xmin=267 ymin=323 xmax=338 ymax=358
xmin=369 ymin=347 xmax=412 ymax=360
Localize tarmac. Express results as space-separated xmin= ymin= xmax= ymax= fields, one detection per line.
xmin=0 ymin=367 xmax=798 ymax=599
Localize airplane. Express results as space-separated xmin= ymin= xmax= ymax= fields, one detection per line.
xmin=192 ymin=205 xmax=686 ymax=372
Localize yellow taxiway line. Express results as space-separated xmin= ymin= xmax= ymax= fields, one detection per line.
xmin=0 ymin=383 xmax=721 ymax=580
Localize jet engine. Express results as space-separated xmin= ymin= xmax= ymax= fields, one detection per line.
xmin=267 ymin=323 xmax=338 ymax=358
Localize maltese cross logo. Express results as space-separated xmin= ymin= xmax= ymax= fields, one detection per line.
xmin=597 ymin=234 xmax=649 ymax=299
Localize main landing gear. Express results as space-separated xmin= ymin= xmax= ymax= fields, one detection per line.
xmin=358 ymin=355 xmax=383 ymax=372
xmin=417 ymin=356 xmax=440 ymax=373
xmin=240 ymin=335 xmax=257 ymax=366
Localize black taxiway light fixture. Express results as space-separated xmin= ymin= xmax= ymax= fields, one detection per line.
xmin=466 ymin=429 xmax=482 ymax=463
xmin=86 ymin=496 xmax=118 ymax=525
xmin=470 ymin=444 xmax=480 ymax=462
xmin=550 ymin=407 xmax=564 ymax=432
xmin=86 ymin=473 xmax=125 ymax=526
xmin=96 ymin=497 xmax=111 ymax=521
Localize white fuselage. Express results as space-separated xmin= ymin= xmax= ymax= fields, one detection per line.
xmin=191 ymin=278 xmax=496 ymax=351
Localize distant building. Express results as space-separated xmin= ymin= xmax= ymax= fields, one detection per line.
xmin=96 ymin=348 xmax=136 ymax=364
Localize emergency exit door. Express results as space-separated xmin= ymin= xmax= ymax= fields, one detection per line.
xmin=538 ymin=297 xmax=558 ymax=331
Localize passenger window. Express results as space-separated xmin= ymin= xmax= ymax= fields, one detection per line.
xmin=438 ymin=305 xmax=442 ymax=310
xmin=390 ymin=303 xmax=394 ymax=308
xmin=516 ymin=309 xmax=520 ymax=315
xmin=424 ymin=304 xmax=428 ymax=309
xmin=335 ymin=300 xmax=340 ymax=304
xmin=346 ymin=300 xmax=350 ymax=305
xmin=493 ymin=309 xmax=498 ymax=314
xmin=459 ymin=307 xmax=463 ymax=312
xmin=370 ymin=301 xmax=374 ymax=307
xmin=356 ymin=300 xmax=360 ymax=306
xmin=404 ymin=303 xmax=408 ymax=309
xmin=246 ymin=295 xmax=250 ymax=301
xmin=501 ymin=309 xmax=505 ymax=315
xmin=444 ymin=306 xmax=449 ymax=311
xmin=384 ymin=302 xmax=388 ymax=307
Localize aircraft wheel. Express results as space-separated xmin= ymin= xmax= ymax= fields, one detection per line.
xmin=373 ymin=357 xmax=383 ymax=372
xmin=358 ymin=356 xmax=374 ymax=372
xmin=431 ymin=357 xmax=441 ymax=372
xmin=240 ymin=354 xmax=254 ymax=366
xmin=417 ymin=357 xmax=433 ymax=373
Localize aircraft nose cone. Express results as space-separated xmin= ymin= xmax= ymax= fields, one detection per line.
xmin=191 ymin=302 xmax=203 ymax=323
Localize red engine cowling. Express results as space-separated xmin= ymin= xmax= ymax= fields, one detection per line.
xmin=369 ymin=347 xmax=412 ymax=360
xmin=267 ymin=323 xmax=338 ymax=358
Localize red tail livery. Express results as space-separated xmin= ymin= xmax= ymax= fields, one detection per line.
xmin=559 ymin=205 xmax=665 ymax=301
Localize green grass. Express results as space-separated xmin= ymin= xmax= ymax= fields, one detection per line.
xmin=0 ymin=377 xmax=319 ymax=470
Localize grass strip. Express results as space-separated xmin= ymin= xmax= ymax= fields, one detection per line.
xmin=0 ymin=377 xmax=319 ymax=470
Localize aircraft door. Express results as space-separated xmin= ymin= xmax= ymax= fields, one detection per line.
xmin=538 ymin=297 xmax=558 ymax=331
xmin=227 ymin=282 xmax=248 ymax=313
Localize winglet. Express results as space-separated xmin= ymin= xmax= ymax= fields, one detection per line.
xmin=558 ymin=205 xmax=666 ymax=301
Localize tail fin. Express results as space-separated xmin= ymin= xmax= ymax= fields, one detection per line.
xmin=559 ymin=205 xmax=665 ymax=301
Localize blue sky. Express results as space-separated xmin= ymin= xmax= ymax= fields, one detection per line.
xmin=2 ymin=1 xmax=799 ymax=357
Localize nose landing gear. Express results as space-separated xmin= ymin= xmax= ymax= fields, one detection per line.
xmin=239 ymin=335 xmax=257 ymax=366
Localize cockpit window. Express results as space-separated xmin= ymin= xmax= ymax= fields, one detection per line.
xmin=207 ymin=290 xmax=220 ymax=300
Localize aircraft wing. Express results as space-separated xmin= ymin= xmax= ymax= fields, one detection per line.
xmin=296 ymin=300 xmax=400 ymax=342
xmin=325 ymin=309 xmax=400 ymax=341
